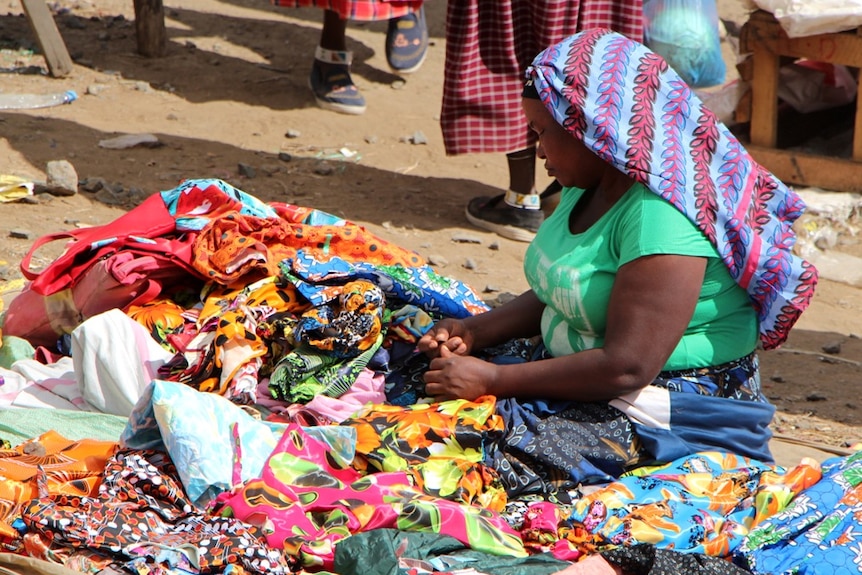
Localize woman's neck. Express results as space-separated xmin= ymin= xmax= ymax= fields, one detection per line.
xmin=596 ymin=168 xmax=637 ymax=205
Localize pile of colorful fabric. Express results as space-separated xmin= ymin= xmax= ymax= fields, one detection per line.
xmin=0 ymin=179 xmax=858 ymax=575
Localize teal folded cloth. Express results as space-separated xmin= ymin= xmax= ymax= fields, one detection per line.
xmin=0 ymin=335 xmax=34 ymax=368
xmin=0 ymin=408 xmax=127 ymax=446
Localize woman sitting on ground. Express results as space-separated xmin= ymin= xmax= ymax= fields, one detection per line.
xmin=418 ymin=29 xmax=819 ymax=499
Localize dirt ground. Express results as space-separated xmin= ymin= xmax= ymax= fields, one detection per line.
xmin=0 ymin=0 xmax=860 ymax=449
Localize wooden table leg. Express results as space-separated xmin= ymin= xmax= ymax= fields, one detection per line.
xmin=133 ymin=0 xmax=166 ymax=58
xmin=749 ymin=41 xmax=780 ymax=148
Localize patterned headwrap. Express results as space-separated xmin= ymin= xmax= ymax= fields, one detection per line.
xmin=525 ymin=29 xmax=818 ymax=350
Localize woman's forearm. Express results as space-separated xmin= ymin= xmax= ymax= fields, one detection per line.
xmin=464 ymin=290 xmax=545 ymax=350
xmin=489 ymin=346 xmax=655 ymax=402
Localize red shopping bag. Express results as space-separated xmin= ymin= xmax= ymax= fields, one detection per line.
xmin=3 ymin=194 xmax=203 ymax=348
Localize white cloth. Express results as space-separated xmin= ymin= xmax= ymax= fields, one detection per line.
xmin=0 ymin=357 xmax=82 ymax=410
xmin=71 ymin=309 xmax=173 ymax=416
xmin=755 ymin=0 xmax=862 ymax=37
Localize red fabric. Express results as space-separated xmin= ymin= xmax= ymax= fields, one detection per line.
xmin=441 ymin=0 xmax=643 ymax=156
xmin=270 ymin=0 xmax=421 ymax=21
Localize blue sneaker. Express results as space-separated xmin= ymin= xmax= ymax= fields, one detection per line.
xmin=309 ymin=46 xmax=366 ymax=115
xmin=385 ymin=7 xmax=428 ymax=74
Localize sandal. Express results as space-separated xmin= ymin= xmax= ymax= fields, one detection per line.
xmin=465 ymin=191 xmax=545 ymax=242
xmin=309 ymin=46 xmax=366 ymax=115
xmin=385 ymin=7 xmax=428 ymax=74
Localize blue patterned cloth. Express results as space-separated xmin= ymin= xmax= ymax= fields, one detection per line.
xmin=735 ymin=450 xmax=862 ymax=574
xmin=281 ymin=250 xmax=490 ymax=320
xmin=526 ymin=29 xmax=818 ymax=350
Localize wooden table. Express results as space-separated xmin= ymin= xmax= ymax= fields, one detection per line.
xmin=739 ymin=10 xmax=862 ymax=193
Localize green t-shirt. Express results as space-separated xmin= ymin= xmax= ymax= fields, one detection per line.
xmin=524 ymin=183 xmax=758 ymax=370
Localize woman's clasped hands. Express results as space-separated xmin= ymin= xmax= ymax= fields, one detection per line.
xmin=417 ymin=318 xmax=499 ymax=401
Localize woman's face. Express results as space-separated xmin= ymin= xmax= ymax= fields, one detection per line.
xmin=523 ymin=98 xmax=606 ymax=189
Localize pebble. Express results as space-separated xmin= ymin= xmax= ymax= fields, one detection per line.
xmin=463 ymin=258 xmax=477 ymax=270
xmin=278 ymin=152 xmax=292 ymax=162
xmin=821 ymin=341 xmax=842 ymax=354
xmin=487 ymin=292 xmax=517 ymax=308
xmin=86 ymin=84 xmax=108 ymax=96
xmin=80 ymin=177 xmax=106 ymax=192
xmin=98 ymin=133 xmax=161 ymax=149
xmin=451 ymin=233 xmax=482 ymax=244
xmin=806 ymin=392 xmax=828 ymax=402
xmin=238 ymin=163 xmax=257 ymax=178
xmin=63 ymin=16 xmax=87 ymax=30
xmin=9 ymin=229 xmax=33 ymax=240
xmin=45 ymin=160 xmax=78 ymax=196
xmin=427 ymin=254 xmax=449 ymax=267
xmin=127 ymin=187 xmax=147 ymax=203
xmin=410 ymin=131 xmax=428 ymax=145
xmin=95 ymin=188 xmax=127 ymax=206
xmin=285 ymin=129 xmax=301 ymax=139
xmin=313 ymin=163 xmax=334 ymax=176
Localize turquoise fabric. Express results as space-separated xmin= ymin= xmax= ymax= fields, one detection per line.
xmin=121 ymin=380 xmax=357 ymax=508
xmin=121 ymin=380 xmax=285 ymax=507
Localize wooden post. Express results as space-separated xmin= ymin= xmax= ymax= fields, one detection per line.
xmin=133 ymin=0 xmax=167 ymax=58
xmin=20 ymin=0 xmax=73 ymax=77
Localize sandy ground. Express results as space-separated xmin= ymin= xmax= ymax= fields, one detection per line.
xmin=0 ymin=0 xmax=859 ymax=449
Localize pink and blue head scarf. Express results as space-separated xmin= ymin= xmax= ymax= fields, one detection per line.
xmin=526 ymin=29 xmax=818 ymax=350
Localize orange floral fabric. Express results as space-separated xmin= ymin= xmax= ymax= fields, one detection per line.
xmin=191 ymin=211 xmax=425 ymax=286
xmin=0 ymin=431 xmax=117 ymax=542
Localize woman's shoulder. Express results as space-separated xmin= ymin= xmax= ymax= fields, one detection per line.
xmin=621 ymin=182 xmax=696 ymax=224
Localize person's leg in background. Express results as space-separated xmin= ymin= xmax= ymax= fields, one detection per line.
xmin=441 ymin=0 xmax=641 ymax=242
xmin=310 ymin=9 xmax=367 ymax=115
xmin=464 ymin=146 xmax=548 ymax=243
xmin=273 ymin=1 xmax=428 ymax=116
xmin=386 ymin=5 xmax=428 ymax=74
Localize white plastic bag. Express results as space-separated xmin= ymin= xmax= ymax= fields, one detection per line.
xmin=644 ymin=0 xmax=726 ymax=88
xmin=754 ymin=0 xmax=862 ymax=38
xmin=778 ymin=61 xmax=857 ymax=113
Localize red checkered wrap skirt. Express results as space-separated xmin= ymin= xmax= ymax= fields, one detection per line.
xmin=441 ymin=0 xmax=643 ymax=156
xmin=270 ymin=0 xmax=421 ymax=21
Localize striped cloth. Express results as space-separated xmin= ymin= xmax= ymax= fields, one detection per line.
xmin=441 ymin=0 xmax=643 ymax=155
xmin=270 ymin=0 xmax=421 ymax=21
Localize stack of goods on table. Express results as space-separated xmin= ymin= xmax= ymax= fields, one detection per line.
xmin=0 ymin=179 xmax=857 ymax=575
